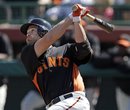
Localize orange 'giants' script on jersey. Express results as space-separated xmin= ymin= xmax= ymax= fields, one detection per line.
xmin=37 ymin=56 xmax=70 ymax=74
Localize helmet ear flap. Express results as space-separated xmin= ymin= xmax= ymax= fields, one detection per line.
xmin=37 ymin=26 xmax=48 ymax=37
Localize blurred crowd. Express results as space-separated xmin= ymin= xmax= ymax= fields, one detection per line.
xmin=39 ymin=0 xmax=130 ymax=23
xmin=0 ymin=0 xmax=130 ymax=110
xmin=1 ymin=0 xmax=130 ymax=25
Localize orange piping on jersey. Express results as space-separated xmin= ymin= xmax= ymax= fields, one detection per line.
xmin=72 ymin=64 xmax=85 ymax=91
xmin=66 ymin=97 xmax=81 ymax=110
xmin=32 ymin=73 xmax=42 ymax=96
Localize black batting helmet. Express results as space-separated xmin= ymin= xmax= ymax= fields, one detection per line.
xmin=20 ymin=18 xmax=52 ymax=36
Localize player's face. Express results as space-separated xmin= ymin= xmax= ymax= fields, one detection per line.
xmin=26 ymin=25 xmax=40 ymax=44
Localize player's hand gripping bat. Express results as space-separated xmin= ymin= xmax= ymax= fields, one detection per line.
xmin=72 ymin=4 xmax=115 ymax=33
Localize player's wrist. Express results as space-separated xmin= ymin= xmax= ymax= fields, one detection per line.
xmin=72 ymin=4 xmax=82 ymax=23
xmin=73 ymin=16 xmax=81 ymax=23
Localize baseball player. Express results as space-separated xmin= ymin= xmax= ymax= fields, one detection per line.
xmin=20 ymin=4 xmax=93 ymax=110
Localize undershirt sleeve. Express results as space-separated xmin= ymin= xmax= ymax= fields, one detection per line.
xmin=69 ymin=41 xmax=93 ymax=66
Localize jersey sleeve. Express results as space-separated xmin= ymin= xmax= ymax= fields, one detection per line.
xmin=69 ymin=41 xmax=93 ymax=66
xmin=20 ymin=44 xmax=40 ymax=78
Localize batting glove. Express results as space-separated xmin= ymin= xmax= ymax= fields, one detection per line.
xmin=72 ymin=4 xmax=90 ymax=22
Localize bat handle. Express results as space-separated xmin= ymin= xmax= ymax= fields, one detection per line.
xmin=86 ymin=14 xmax=95 ymax=21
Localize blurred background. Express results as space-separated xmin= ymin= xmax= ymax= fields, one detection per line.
xmin=0 ymin=0 xmax=130 ymax=110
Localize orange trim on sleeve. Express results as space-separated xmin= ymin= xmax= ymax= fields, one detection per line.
xmin=32 ymin=73 xmax=42 ymax=96
xmin=72 ymin=64 xmax=85 ymax=91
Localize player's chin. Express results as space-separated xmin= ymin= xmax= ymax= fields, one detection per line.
xmin=26 ymin=40 xmax=34 ymax=45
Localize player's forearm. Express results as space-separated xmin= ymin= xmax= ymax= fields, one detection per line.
xmin=73 ymin=22 xmax=87 ymax=43
xmin=49 ymin=17 xmax=73 ymax=41
xmin=38 ymin=16 xmax=73 ymax=47
xmin=34 ymin=17 xmax=73 ymax=57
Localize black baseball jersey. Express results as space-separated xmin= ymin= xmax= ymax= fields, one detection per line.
xmin=21 ymin=42 xmax=92 ymax=104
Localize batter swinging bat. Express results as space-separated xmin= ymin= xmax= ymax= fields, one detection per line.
xmin=72 ymin=5 xmax=115 ymax=33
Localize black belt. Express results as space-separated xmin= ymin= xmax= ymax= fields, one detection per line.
xmin=47 ymin=93 xmax=73 ymax=108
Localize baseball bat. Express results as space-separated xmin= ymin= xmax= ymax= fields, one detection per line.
xmin=72 ymin=5 xmax=115 ymax=33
